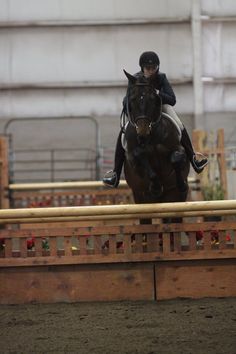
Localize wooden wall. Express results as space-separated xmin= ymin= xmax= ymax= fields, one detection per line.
xmin=0 ymin=218 xmax=236 ymax=304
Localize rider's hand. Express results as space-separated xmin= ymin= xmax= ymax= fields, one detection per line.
xmin=155 ymin=89 xmax=160 ymax=95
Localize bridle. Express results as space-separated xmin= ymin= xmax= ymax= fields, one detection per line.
xmin=123 ymin=82 xmax=162 ymax=131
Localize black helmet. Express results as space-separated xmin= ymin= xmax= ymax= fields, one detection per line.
xmin=139 ymin=51 xmax=160 ymax=68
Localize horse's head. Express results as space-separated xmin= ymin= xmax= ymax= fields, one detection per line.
xmin=124 ymin=70 xmax=162 ymax=139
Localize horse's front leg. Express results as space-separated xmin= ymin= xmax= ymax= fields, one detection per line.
xmin=128 ymin=147 xmax=163 ymax=198
xmin=171 ymin=147 xmax=188 ymax=194
xmin=127 ymin=146 xmax=146 ymax=177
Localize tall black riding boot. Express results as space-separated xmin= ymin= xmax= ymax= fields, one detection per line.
xmin=103 ymin=129 xmax=125 ymax=187
xmin=181 ymin=128 xmax=208 ymax=174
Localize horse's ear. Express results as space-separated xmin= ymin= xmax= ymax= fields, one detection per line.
xmin=123 ymin=69 xmax=137 ymax=84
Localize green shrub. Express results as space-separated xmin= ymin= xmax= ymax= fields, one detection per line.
xmin=202 ymin=183 xmax=224 ymax=201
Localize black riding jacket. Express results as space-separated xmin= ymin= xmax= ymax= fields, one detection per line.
xmin=134 ymin=70 xmax=176 ymax=106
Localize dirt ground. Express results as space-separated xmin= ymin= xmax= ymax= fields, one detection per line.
xmin=0 ymin=297 xmax=236 ymax=354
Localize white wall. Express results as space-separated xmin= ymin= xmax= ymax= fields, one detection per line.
xmin=0 ymin=0 xmax=191 ymax=21
xmin=0 ymin=0 xmax=235 ymax=149
xmin=0 ymin=25 xmax=193 ymax=84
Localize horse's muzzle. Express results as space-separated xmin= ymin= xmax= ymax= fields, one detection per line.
xmin=135 ymin=117 xmax=152 ymax=137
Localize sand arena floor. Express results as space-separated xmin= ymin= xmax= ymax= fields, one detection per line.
xmin=0 ymin=297 xmax=236 ymax=354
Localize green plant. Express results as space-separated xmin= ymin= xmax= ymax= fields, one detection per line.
xmin=202 ymin=183 xmax=225 ymax=201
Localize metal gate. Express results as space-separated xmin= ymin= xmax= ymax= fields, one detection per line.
xmin=4 ymin=116 xmax=101 ymax=183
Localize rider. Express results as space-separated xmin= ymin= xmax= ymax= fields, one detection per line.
xmin=103 ymin=51 xmax=208 ymax=188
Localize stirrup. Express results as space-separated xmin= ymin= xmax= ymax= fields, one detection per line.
xmin=102 ymin=170 xmax=118 ymax=188
xmin=192 ymin=153 xmax=209 ymax=173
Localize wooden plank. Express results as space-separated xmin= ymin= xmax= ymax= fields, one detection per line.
xmin=93 ymin=235 xmax=102 ymax=254
xmin=4 ymin=238 xmax=12 ymax=258
xmin=34 ymin=237 xmax=42 ymax=257
xmin=108 ymin=235 xmax=117 ymax=254
xmin=20 ymin=238 xmax=27 ymax=258
xmin=64 ymin=237 xmax=72 ymax=257
xmin=134 ymin=234 xmax=143 ymax=253
xmin=188 ymin=231 xmax=196 ymax=250
xmin=0 ymin=263 xmax=155 ymax=304
xmin=173 ymin=232 xmax=181 ymax=253
xmin=162 ymin=233 xmax=170 ymax=255
xmin=123 ymin=234 xmax=131 ymax=255
xmin=11 ymin=190 xmax=132 ymax=209
xmin=20 ymin=220 xmax=107 ymax=229
xmin=79 ymin=236 xmax=87 ymax=255
xmin=2 ymin=199 xmax=236 ymax=220
xmin=155 ymin=259 xmax=236 ymax=299
xmin=146 ymin=233 xmax=158 ymax=252
xmin=49 ymin=236 xmax=57 ymax=256
xmin=204 ymin=231 xmax=212 ymax=251
xmin=218 ymin=230 xmax=226 ymax=250
xmin=3 ymin=220 xmax=236 ymax=239
xmin=0 ymin=248 xmax=236 ymax=268
xmin=2 ymin=209 xmax=236 ymax=225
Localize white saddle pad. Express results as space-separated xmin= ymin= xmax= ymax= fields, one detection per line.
xmin=161 ymin=112 xmax=182 ymax=140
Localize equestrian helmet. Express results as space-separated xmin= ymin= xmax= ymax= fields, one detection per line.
xmin=139 ymin=51 xmax=160 ymax=68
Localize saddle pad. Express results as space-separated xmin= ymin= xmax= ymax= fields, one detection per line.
xmin=161 ymin=112 xmax=182 ymax=140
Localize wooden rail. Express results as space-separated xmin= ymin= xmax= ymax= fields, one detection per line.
xmin=9 ymin=178 xmax=198 ymax=191
xmin=8 ymin=178 xmax=199 ymax=208
xmin=0 ymin=199 xmax=236 ymax=220
xmin=8 ymin=180 xmax=134 ymax=208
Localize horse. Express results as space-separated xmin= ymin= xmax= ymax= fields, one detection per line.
xmin=122 ymin=70 xmax=190 ymax=211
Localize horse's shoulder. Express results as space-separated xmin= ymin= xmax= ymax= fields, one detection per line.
xmin=161 ymin=112 xmax=182 ymax=136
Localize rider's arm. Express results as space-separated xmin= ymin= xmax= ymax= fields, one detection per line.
xmin=158 ymin=73 xmax=176 ymax=106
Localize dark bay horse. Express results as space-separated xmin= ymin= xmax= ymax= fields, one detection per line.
xmin=123 ymin=70 xmax=190 ymax=206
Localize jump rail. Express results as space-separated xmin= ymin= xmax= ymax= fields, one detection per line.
xmin=0 ymin=200 xmax=236 ymax=304
xmin=7 ymin=178 xmax=200 ymax=209
xmin=8 ymin=180 xmax=133 ymax=208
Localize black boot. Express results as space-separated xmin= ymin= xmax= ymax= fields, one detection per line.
xmin=181 ymin=128 xmax=208 ymax=174
xmin=103 ymin=130 xmax=125 ymax=188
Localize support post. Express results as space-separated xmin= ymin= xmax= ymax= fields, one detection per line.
xmin=191 ymin=0 xmax=204 ymax=128
xmin=0 ymin=136 xmax=10 ymax=208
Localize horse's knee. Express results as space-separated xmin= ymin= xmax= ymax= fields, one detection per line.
xmin=171 ymin=150 xmax=186 ymax=166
